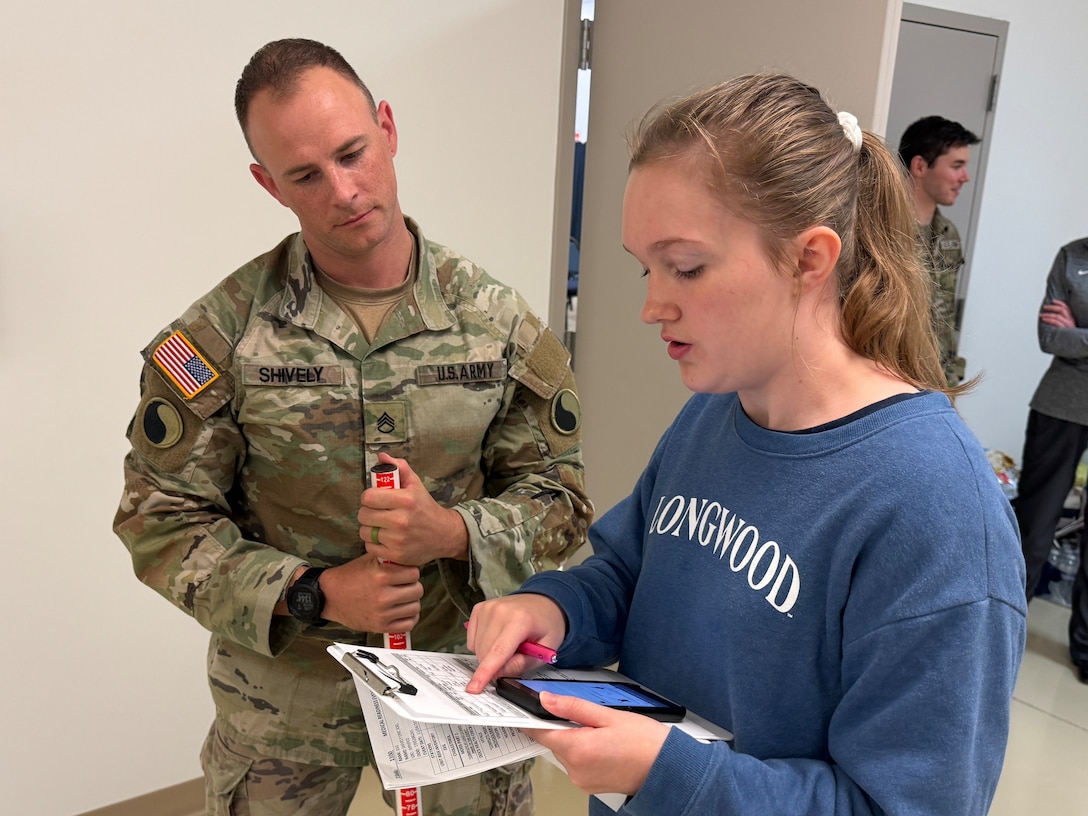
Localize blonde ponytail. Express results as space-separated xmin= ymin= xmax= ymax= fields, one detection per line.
xmin=629 ymin=73 xmax=966 ymax=399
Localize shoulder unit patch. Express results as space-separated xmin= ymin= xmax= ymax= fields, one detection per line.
xmin=550 ymin=388 xmax=581 ymax=436
xmin=141 ymin=397 xmax=184 ymax=448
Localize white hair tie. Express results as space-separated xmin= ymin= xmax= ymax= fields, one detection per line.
xmin=837 ymin=111 xmax=863 ymax=153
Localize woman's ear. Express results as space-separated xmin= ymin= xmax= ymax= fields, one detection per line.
xmin=795 ymin=226 xmax=842 ymax=292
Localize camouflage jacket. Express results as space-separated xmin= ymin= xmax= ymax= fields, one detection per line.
xmin=919 ymin=209 xmax=966 ymax=385
xmin=114 ymin=219 xmax=592 ymax=765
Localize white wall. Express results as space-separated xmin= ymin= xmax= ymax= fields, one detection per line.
xmin=924 ymin=0 xmax=1088 ymax=460
xmin=0 ymin=3 xmax=571 ymax=814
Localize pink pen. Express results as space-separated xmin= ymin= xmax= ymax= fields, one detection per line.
xmin=464 ymin=622 xmax=558 ymax=664
xmin=516 ymin=640 xmax=558 ymax=664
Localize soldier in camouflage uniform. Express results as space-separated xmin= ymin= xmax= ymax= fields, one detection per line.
xmin=920 ymin=209 xmax=966 ymax=385
xmin=113 ymin=38 xmax=592 ymax=816
xmin=898 ymin=115 xmax=980 ymax=387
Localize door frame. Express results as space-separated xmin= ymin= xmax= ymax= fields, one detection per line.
xmin=897 ymin=3 xmax=1008 ymax=302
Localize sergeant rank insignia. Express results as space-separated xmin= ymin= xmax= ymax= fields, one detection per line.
xmin=153 ymin=330 xmax=220 ymax=399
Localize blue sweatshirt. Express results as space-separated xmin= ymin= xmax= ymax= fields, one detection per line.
xmin=521 ymin=391 xmax=1026 ymax=815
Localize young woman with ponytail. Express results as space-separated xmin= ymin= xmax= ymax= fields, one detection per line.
xmin=466 ymin=74 xmax=1026 ymax=815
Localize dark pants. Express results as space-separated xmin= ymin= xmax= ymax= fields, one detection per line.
xmin=1014 ymin=409 xmax=1088 ymax=665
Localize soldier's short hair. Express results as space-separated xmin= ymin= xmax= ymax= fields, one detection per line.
xmin=235 ymin=38 xmax=377 ymax=147
xmin=898 ymin=116 xmax=979 ymax=169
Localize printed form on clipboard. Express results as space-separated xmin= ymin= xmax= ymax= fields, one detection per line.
xmin=326 ymin=643 xmax=732 ymax=794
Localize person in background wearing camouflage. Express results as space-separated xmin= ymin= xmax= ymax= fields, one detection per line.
xmin=113 ymin=38 xmax=592 ymax=816
xmin=898 ymin=115 xmax=980 ymax=387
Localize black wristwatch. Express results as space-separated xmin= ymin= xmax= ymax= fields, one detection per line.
xmin=286 ymin=567 xmax=328 ymax=625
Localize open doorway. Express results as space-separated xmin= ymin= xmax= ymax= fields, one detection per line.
xmin=565 ymin=0 xmax=594 ymax=362
xmin=886 ymin=4 xmax=1008 ymax=379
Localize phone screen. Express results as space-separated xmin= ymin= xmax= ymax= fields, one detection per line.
xmin=496 ymin=677 xmax=686 ymax=721
xmin=517 ymin=679 xmax=667 ymax=708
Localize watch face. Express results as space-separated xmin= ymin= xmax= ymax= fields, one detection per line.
xmin=292 ymin=589 xmax=318 ymax=617
xmin=287 ymin=575 xmax=324 ymax=622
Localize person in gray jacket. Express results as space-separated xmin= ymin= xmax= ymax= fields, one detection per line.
xmin=1015 ymin=237 xmax=1088 ymax=682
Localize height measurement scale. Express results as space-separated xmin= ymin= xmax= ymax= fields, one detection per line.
xmin=370 ymin=462 xmax=418 ymax=816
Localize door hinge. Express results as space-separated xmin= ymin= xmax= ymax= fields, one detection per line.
xmin=580 ymin=19 xmax=593 ymax=71
xmin=987 ymin=74 xmax=999 ymax=112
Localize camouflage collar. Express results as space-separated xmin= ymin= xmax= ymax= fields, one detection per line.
xmin=405 ymin=217 xmax=457 ymax=332
xmin=277 ymin=219 xmax=455 ymax=336
xmin=279 ymin=235 xmax=321 ymax=325
xmin=930 ymin=207 xmax=956 ymax=237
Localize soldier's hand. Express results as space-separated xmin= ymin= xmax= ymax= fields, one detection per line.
xmin=320 ymin=553 xmax=423 ymax=633
xmin=358 ymin=453 xmax=470 ymax=565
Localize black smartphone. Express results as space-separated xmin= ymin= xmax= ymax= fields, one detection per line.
xmin=496 ymin=677 xmax=686 ymax=722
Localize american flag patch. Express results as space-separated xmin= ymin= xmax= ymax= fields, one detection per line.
xmin=152 ymin=331 xmax=219 ymax=399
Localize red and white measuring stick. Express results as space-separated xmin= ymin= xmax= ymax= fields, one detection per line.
xmin=370 ymin=462 xmax=418 ymax=815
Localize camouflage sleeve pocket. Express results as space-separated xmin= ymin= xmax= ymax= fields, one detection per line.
xmin=510 ymin=314 xmax=567 ymax=399
xmin=131 ymin=317 xmax=235 ymax=473
xmin=509 ymin=315 xmax=581 ymax=456
xmin=129 ymin=371 xmax=216 ymax=474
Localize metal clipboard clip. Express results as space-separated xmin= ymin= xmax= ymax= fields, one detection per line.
xmin=343 ymin=649 xmax=418 ymax=697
